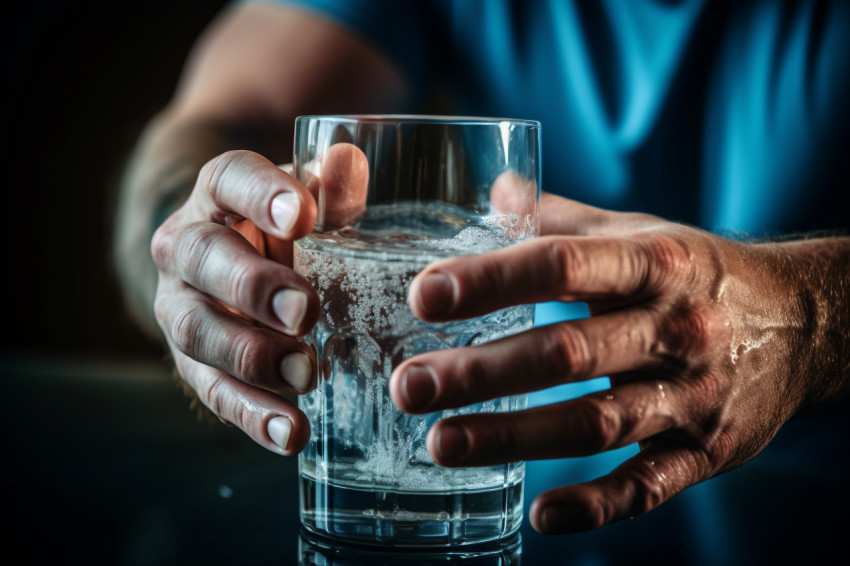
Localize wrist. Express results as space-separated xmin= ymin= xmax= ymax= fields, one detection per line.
xmin=759 ymin=236 xmax=850 ymax=408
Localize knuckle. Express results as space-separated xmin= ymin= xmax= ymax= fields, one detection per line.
xmin=641 ymin=234 xmax=692 ymax=290
xmin=577 ymin=396 xmax=622 ymax=452
xmin=202 ymin=150 xmax=271 ymax=212
xmin=227 ymin=333 xmax=264 ymax=382
xmin=547 ymin=239 xmax=587 ymax=295
xmin=626 ymin=460 xmax=671 ymax=515
xmin=691 ymin=372 xmax=723 ymax=406
xmin=237 ymin=402 xmax=265 ymax=436
xmin=170 ymin=301 xmax=207 ymax=359
xmin=682 ymin=304 xmax=714 ymax=353
xmin=150 ymin=223 xmax=172 ymax=270
xmin=152 ymin=291 xmax=170 ymax=330
xmin=544 ymin=324 xmax=594 ymax=380
xmin=176 ymin=223 xmax=218 ymax=283
xmin=202 ymin=373 xmax=263 ymax=437
xmin=703 ymin=430 xmax=737 ymax=466
xmin=198 ymin=151 xmax=244 ymax=203
xmin=663 ymin=301 xmax=718 ymax=357
xmin=225 ymin=259 xmax=259 ymax=313
xmin=201 ymin=372 xmax=270 ymax=442
xmin=621 ymin=243 xmax=651 ymax=293
xmin=201 ymin=373 xmax=229 ymax=419
xmin=684 ymin=413 xmax=738 ymax=469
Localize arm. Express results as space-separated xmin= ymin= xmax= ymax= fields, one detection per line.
xmin=112 ymin=0 xmax=408 ymax=452
xmin=113 ymin=1 xmax=408 ymax=338
xmin=391 ymin=192 xmax=850 ymax=532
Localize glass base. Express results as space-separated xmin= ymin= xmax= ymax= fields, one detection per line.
xmin=299 ymin=474 xmax=523 ymax=547
xmin=298 ymin=528 xmax=522 ymax=564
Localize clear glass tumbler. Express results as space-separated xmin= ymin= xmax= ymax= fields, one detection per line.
xmin=293 ymin=115 xmax=541 ymax=547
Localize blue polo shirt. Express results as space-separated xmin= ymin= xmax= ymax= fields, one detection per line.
xmin=277 ymin=0 xmax=849 ymax=236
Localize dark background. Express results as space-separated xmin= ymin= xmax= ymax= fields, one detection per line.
xmin=2 ymin=3 xmax=849 ymax=565
xmin=1 ymin=0 xmax=230 ymax=364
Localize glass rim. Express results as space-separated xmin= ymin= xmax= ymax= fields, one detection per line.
xmin=295 ymin=114 xmax=541 ymax=128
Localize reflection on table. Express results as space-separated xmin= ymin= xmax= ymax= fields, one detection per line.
xmin=299 ymin=530 xmax=521 ymax=565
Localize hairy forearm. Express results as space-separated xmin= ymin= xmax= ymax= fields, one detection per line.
xmin=112 ymin=110 xmax=286 ymax=340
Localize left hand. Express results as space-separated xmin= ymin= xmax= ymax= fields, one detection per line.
xmin=389 ymin=192 xmax=844 ymax=533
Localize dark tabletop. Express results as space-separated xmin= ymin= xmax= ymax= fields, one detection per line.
xmin=3 ymin=355 xmax=848 ymax=565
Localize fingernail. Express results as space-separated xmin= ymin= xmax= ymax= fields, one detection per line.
xmin=281 ymin=351 xmax=312 ymax=392
xmin=539 ymin=505 xmax=565 ymax=534
xmin=435 ymin=423 xmax=468 ymax=461
xmin=273 ymin=289 xmax=307 ymax=332
xmin=417 ymin=272 xmax=454 ymax=316
xmin=267 ymin=416 xmax=292 ymax=453
xmin=400 ymin=365 xmax=438 ymax=409
xmin=271 ymin=192 xmax=299 ymax=234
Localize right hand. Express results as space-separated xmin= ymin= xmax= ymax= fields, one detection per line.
xmin=151 ymin=147 xmax=366 ymax=455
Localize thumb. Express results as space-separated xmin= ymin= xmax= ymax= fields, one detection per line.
xmin=300 ymin=143 xmax=369 ymax=230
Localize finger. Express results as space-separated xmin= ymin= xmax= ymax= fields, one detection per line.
xmin=155 ymin=280 xmax=316 ymax=394
xmin=171 ymin=347 xmax=311 ymax=456
xmin=390 ymin=307 xmax=659 ymax=413
xmin=540 ymin=192 xmax=612 ymax=236
xmin=528 ymin=440 xmax=708 ymax=533
xmin=194 ymin=150 xmax=317 ymax=239
xmin=408 ymin=234 xmax=667 ymax=322
xmin=165 ymin=221 xmax=319 ymax=336
xmin=424 ymin=380 xmax=679 ymax=466
xmin=489 ymin=171 xmax=539 ymax=238
xmin=299 ymin=142 xmax=369 ymax=230
xmin=227 ymin=218 xmax=295 ymax=266
xmin=540 ymin=192 xmax=655 ymax=236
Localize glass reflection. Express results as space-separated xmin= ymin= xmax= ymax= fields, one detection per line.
xmin=298 ymin=530 xmax=522 ymax=565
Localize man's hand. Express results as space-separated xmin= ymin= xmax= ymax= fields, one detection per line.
xmin=390 ymin=192 xmax=849 ymax=533
xmin=151 ymin=150 xmax=319 ymax=455
xmin=150 ymin=144 xmax=368 ymax=455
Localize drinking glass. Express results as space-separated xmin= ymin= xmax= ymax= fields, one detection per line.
xmin=293 ymin=115 xmax=541 ymax=547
